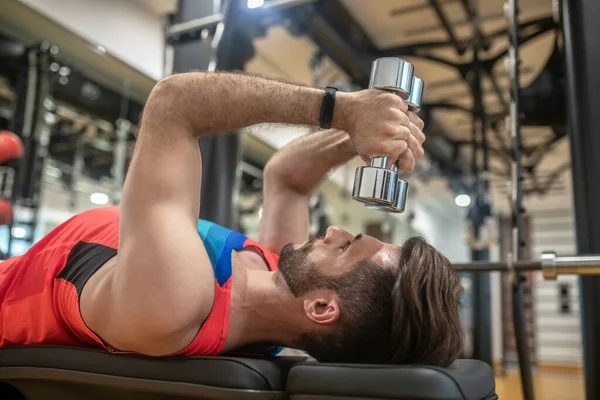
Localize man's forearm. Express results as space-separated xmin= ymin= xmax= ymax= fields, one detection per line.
xmin=264 ymin=129 xmax=356 ymax=195
xmin=143 ymin=72 xmax=351 ymax=136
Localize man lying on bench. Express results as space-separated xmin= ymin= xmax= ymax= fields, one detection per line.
xmin=0 ymin=72 xmax=463 ymax=366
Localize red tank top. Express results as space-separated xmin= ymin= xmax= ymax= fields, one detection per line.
xmin=0 ymin=206 xmax=280 ymax=356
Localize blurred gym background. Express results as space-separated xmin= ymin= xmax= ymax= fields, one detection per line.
xmin=0 ymin=1 xmax=592 ymax=399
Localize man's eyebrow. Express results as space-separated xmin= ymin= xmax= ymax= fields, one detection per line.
xmin=354 ymin=234 xmax=363 ymax=241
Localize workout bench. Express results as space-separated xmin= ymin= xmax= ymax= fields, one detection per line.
xmin=0 ymin=346 xmax=497 ymax=400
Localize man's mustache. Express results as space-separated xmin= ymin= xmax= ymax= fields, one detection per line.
xmin=296 ymin=235 xmax=323 ymax=253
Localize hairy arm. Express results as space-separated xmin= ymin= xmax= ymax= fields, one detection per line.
xmin=260 ymin=129 xmax=356 ymax=253
xmin=84 ymin=72 xmax=354 ymax=355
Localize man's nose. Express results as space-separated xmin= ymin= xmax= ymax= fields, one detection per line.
xmin=324 ymin=226 xmax=354 ymax=243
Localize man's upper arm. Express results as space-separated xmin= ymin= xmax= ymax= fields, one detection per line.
xmin=91 ymin=85 xmax=215 ymax=353
xmin=258 ymin=171 xmax=310 ymax=254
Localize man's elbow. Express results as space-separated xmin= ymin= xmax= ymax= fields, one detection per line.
xmin=264 ymin=158 xmax=311 ymax=195
xmin=148 ymin=74 xmax=188 ymax=106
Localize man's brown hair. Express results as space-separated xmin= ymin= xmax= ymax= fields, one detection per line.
xmin=295 ymin=236 xmax=463 ymax=366
xmin=389 ymin=236 xmax=464 ymax=366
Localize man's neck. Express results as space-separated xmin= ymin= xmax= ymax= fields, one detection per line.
xmin=223 ymin=251 xmax=302 ymax=353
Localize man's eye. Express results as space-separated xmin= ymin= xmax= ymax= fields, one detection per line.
xmin=340 ymin=241 xmax=351 ymax=251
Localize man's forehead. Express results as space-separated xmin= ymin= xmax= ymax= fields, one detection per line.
xmin=372 ymin=244 xmax=401 ymax=268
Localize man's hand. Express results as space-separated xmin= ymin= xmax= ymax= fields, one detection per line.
xmin=337 ymin=89 xmax=426 ymax=171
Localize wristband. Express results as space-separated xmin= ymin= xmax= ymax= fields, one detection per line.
xmin=319 ymin=86 xmax=338 ymax=129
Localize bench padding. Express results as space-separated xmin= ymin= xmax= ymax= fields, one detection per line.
xmin=286 ymin=359 xmax=497 ymax=400
xmin=0 ymin=346 xmax=297 ymax=400
xmin=0 ymin=346 xmax=497 ymax=400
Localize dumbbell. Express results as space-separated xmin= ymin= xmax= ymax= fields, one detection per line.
xmin=351 ymin=58 xmax=424 ymax=213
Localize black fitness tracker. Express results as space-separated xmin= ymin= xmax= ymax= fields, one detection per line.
xmin=319 ymin=86 xmax=338 ymax=129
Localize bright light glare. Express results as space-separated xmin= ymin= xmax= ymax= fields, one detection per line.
xmin=455 ymin=194 xmax=471 ymax=207
xmin=258 ymin=207 xmax=263 ymax=218
xmin=12 ymin=227 xmax=27 ymax=239
xmin=247 ymin=0 xmax=264 ymax=9
xmin=90 ymin=192 xmax=109 ymax=205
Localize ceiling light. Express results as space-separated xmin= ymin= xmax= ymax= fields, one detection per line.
xmin=247 ymin=0 xmax=264 ymax=9
xmin=90 ymin=192 xmax=109 ymax=205
xmin=454 ymin=194 xmax=471 ymax=208
xmin=12 ymin=227 xmax=27 ymax=239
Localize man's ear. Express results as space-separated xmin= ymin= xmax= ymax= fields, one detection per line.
xmin=303 ymin=295 xmax=340 ymax=325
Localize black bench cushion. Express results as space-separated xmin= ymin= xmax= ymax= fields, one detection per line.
xmin=0 ymin=346 xmax=298 ymax=390
xmin=0 ymin=346 xmax=303 ymax=400
xmin=287 ymin=359 xmax=497 ymax=400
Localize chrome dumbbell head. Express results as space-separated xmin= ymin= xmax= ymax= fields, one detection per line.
xmin=384 ymin=177 xmax=409 ymax=213
xmin=369 ymin=57 xmax=414 ymax=99
xmin=366 ymin=165 xmax=410 ymax=213
xmin=352 ymin=157 xmax=399 ymax=207
xmin=406 ymin=77 xmax=424 ymax=112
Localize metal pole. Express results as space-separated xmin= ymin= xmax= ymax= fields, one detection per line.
xmin=505 ymin=0 xmax=535 ymax=398
xmin=561 ymin=0 xmax=600 ymax=397
xmin=466 ymin=0 xmax=493 ymax=367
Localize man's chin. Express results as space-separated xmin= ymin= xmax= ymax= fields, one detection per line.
xmin=281 ymin=242 xmax=295 ymax=253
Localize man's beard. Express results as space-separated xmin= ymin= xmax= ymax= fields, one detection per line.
xmin=278 ymin=236 xmax=326 ymax=297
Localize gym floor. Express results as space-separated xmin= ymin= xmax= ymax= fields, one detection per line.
xmin=495 ymin=371 xmax=584 ymax=400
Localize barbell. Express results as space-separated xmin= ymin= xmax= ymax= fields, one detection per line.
xmin=453 ymin=253 xmax=600 ymax=280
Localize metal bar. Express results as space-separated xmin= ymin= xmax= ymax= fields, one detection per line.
xmin=527 ymin=131 xmax=567 ymax=166
xmin=484 ymin=24 xmax=557 ymax=70
xmin=459 ymin=0 xmax=490 ymax=50
xmin=416 ymin=54 xmax=460 ymax=69
xmin=454 ymin=261 xmax=540 ymax=273
xmin=485 ymin=16 xmax=555 ymax=43
xmin=543 ymin=254 xmax=600 ymax=279
xmin=167 ymin=13 xmax=224 ymax=38
xmin=239 ymin=160 xmax=263 ymax=179
xmin=404 ymin=11 xmax=504 ymax=36
xmin=304 ymin=13 xmax=371 ymax=85
xmin=454 ymin=255 xmax=600 ymax=277
xmin=539 ymin=161 xmax=570 ymax=194
xmin=378 ymin=16 xmax=555 ymax=56
xmin=428 ymin=0 xmax=464 ymax=54
xmin=390 ymin=0 xmax=458 ymax=17
xmin=471 ymin=24 xmax=493 ymax=366
xmin=506 ymin=0 xmax=535 ymax=397
xmin=483 ymin=68 xmax=509 ymax=112
xmin=562 ymin=1 xmax=600 ymax=396
xmin=427 ymin=101 xmax=474 ymax=115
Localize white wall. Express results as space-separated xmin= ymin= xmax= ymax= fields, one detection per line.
xmin=530 ymin=208 xmax=583 ymax=365
xmin=410 ymin=180 xmax=470 ymax=262
xmin=19 ymin=0 xmax=165 ymax=80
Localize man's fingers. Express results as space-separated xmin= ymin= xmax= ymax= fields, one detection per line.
xmin=388 ymin=140 xmax=409 ymax=160
xmin=408 ymin=121 xmax=426 ymax=145
xmin=406 ymin=132 xmax=424 ymax=159
xmin=396 ymin=148 xmax=416 ymax=172
xmin=408 ymin=111 xmax=425 ymax=131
